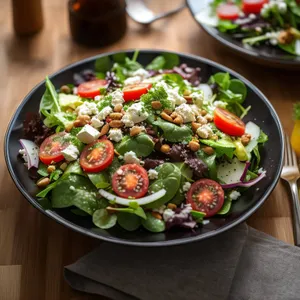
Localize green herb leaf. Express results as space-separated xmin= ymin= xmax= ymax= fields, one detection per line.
xmin=217 ymin=197 xmax=232 ymax=215
xmin=142 ymin=212 xmax=166 ymax=232
xmin=40 ymin=77 xmax=61 ymax=113
xmin=37 ymin=163 xmax=48 ymax=177
xmin=112 ymin=53 xmax=127 ymax=63
xmin=87 ymin=172 xmax=111 ymax=189
xmin=217 ymin=20 xmax=238 ymax=32
xmin=197 ymin=150 xmax=217 ymax=180
xmin=141 ymin=85 xmax=172 ymax=111
xmin=95 ymin=56 xmax=111 ymax=73
xmin=229 ymin=79 xmax=247 ymax=101
xmin=146 ymin=56 xmax=166 ymax=70
xmin=257 ymin=130 xmax=268 ymax=144
xmin=200 ymin=138 xmax=236 ymax=158
xmin=117 ymin=213 xmax=141 ymax=231
xmin=162 ymin=52 xmax=180 ymax=69
xmin=49 ymin=169 xmax=63 ymax=181
xmin=93 ymin=209 xmax=117 ymax=229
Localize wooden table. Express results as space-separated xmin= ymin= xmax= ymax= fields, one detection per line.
xmin=0 ymin=0 xmax=298 ymax=299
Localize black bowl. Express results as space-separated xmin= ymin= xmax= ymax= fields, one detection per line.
xmin=187 ymin=0 xmax=300 ymax=69
xmin=4 ymin=50 xmax=284 ymax=246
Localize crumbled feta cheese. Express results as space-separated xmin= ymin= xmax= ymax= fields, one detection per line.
xmin=131 ymin=68 xmax=150 ymax=80
xmin=229 ymin=190 xmax=241 ymax=201
xmin=61 ymin=145 xmax=79 ymax=161
xmin=19 ymin=149 xmax=28 ymax=163
xmin=190 ymin=91 xmax=204 ymax=108
xmin=124 ymin=102 xmax=149 ymax=124
xmin=94 ymin=95 xmax=103 ymax=102
xmin=213 ymin=101 xmax=227 ymax=109
xmin=175 ymin=103 xmax=196 ymax=123
xmin=69 ymin=185 xmax=76 ymax=191
xmin=121 ymin=113 xmax=134 ymax=127
xmin=197 ymin=115 xmax=208 ymax=125
xmin=143 ymin=74 xmax=163 ymax=84
xmin=197 ymin=124 xmax=213 ymax=139
xmin=108 ymin=128 xmax=123 ymax=142
xmin=97 ymin=106 xmax=113 ymax=120
xmin=73 ymin=87 xmax=78 ymax=95
xmin=153 ymin=205 xmax=166 ymax=214
xmin=123 ymin=151 xmax=141 ymax=165
xmin=190 ymin=104 xmax=201 ymax=116
xmin=124 ymin=76 xmax=141 ymax=86
xmin=257 ymin=167 xmax=265 ymax=174
xmin=110 ymin=89 xmax=124 ymax=106
xmin=148 ymin=169 xmax=158 ymax=180
xmin=163 ymin=209 xmax=175 ymax=222
xmin=270 ymin=38 xmax=278 ymax=45
xmin=91 ymin=117 xmax=104 ymax=129
xmin=77 ymin=124 xmax=100 ymax=144
xmin=182 ymin=182 xmax=191 ymax=192
xmin=76 ymin=102 xmax=98 ymax=116
xmin=156 ymin=81 xmax=186 ymax=106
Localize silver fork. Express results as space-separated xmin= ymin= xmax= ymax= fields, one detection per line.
xmin=281 ymin=134 xmax=300 ymax=246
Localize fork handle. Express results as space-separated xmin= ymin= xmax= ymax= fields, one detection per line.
xmin=289 ymin=180 xmax=300 ymax=246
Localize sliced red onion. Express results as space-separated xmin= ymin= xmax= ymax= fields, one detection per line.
xmin=240 ymin=161 xmax=251 ymax=182
xmin=221 ymin=172 xmax=266 ymax=189
xmin=19 ymin=139 xmax=39 ymax=169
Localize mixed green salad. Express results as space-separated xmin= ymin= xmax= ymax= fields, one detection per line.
xmin=19 ymin=51 xmax=268 ymax=232
xmin=196 ymin=0 xmax=300 ymax=55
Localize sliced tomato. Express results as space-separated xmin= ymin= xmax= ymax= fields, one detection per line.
xmin=242 ymin=0 xmax=268 ymax=14
xmin=112 ymin=164 xmax=149 ymax=199
xmin=39 ymin=132 xmax=70 ymax=165
xmin=217 ymin=4 xmax=240 ymax=20
xmin=123 ymin=83 xmax=152 ymax=102
xmin=186 ymin=179 xmax=224 ymax=217
xmin=214 ymin=107 xmax=245 ymax=136
xmin=80 ymin=140 xmax=114 ymax=173
xmin=77 ymin=79 xmax=107 ymax=98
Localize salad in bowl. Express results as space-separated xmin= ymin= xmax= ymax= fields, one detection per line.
xmin=18 ymin=51 xmax=268 ymax=233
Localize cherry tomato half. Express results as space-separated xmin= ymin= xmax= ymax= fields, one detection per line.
xmin=80 ymin=140 xmax=114 ymax=173
xmin=77 ymin=79 xmax=107 ymax=98
xmin=186 ymin=179 xmax=224 ymax=217
xmin=242 ymin=0 xmax=268 ymax=14
xmin=217 ymin=4 xmax=240 ymax=20
xmin=214 ymin=107 xmax=245 ymax=136
xmin=112 ymin=164 xmax=149 ymax=199
xmin=123 ymin=83 xmax=152 ymax=102
xmin=39 ymin=132 xmax=70 ymax=165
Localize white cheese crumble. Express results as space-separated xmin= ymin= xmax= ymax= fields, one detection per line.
xmin=182 ymin=182 xmax=191 ymax=192
xmin=94 ymin=95 xmax=104 ymax=102
xmin=123 ymin=151 xmax=141 ymax=165
xmin=97 ymin=106 xmax=113 ymax=120
xmin=153 ymin=205 xmax=166 ymax=215
xmin=77 ymin=124 xmax=100 ymax=144
xmin=91 ymin=117 xmax=104 ymax=129
xmin=229 ymin=191 xmax=241 ymax=201
xmin=175 ymin=103 xmax=196 ymax=123
xmin=108 ymin=128 xmax=123 ymax=142
xmin=163 ymin=209 xmax=176 ymax=222
xmin=122 ymin=102 xmax=149 ymax=126
xmin=121 ymin=113 xmax=134 ymax=127
xmin=131 ymin=68 xmax=150 ymax=80
xmin=156 ymin=81 xmax=186 ymax=106
xmin=76 ymin=101 xmax=98 ymax=116
xmin=124 ymin=76 xmax=141 ymax=86
xmin=213 ymin=101 xmax=227 ymax=109
xmin=148 ymin=169 xmax=158 ymax=180
xmin=190 ymin=91 xmax=204 ymax=108
xmin=197 ymin=124 xmax=213 ymax=139
xmin=110 ymin=89 xmax=124 ymax=106
xmin=61 ymin=145 xmax=79 ymax=162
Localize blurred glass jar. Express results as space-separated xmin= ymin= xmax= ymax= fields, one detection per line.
xmin=68 ymin=0 xmax=127 ymax=47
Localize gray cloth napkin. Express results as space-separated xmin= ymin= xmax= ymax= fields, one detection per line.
xmin=64 ymin=224 xmax=300 ymax=300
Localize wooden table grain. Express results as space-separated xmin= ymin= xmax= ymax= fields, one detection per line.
xmin=0 ymin=0 xmax=298 ymax=299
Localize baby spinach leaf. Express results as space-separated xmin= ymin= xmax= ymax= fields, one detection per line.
xmin=229 ymin=79 xmax=247 ymax=101
xmin=52 ymin=175 xmax=100 ymax=215
xmin=210 ymin=72 xmax=231 ymax=90
xmin=142 ymin=212 xmax=166 ymax=232
xmin=36 ymin=181 xmax=58 ymax=198
xmin=107 ymin=158 xmax=121 ymax=178
xmin=37 ymin=163 xmax=48 ymax=177
xmin=217 ymin=20 xmax=238 ymax=32
xmin=117 ymin=213 xmax=141 ymax=231
xmin=112 ymin=53 xmax=127 ymax=63
xmin=40 ymin=77 xmax=61 ymax=113
xmin=87 ymin=172 xmax=111 ymax=189
xmin=257 ymin=130 xmax=268 ymax=144
xmin=146 ymin=56 xmax=166 ymax=70
xmin=171 ymin=176 xmax=186 ymax=206
xmin=190 ymin=210 xmax=206 ymax=222
xmin=278 ymin=41 xmax=297 ymax=55
xmin=107 ymin=206 xmax=146 ymax=219
xmin=115 ymin=134 xmax=155 ymax=157
xmin=124 ymin=57 xmax=143 ymax=71
xmin=217 ymin=198 xmax=232 ymax=215
xmin=200 ymin=138 xmax=236 ymax=158
xmin=174 ymin=162 xmax=194 ymax=182
xmin=197 ymin=150 xmax=217 ymax=180
xmin=64 ymin=160 xmax=84 ymax=176
xmin=218 ymin=89 xmax=243 ymax=104
xmin=93 ymin=209 xmax=117 ymax=229
xmin=95 ymin=56 xmax=111 ymax=73
xmin=49 ymin=169 xmax=63 ymax=181
xmin=162 ymin=52 xmax=180 ymax=69
xmin=146 ymin=163 xmax=181 ymax=208
xmin=153 ymin=118 xmax=193 ymax=142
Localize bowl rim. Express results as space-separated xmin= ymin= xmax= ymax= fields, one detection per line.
xmin=4 ymin=49 xmax=284 ymax=247
xmin=186 ymin=0 xmax=300 ymax=67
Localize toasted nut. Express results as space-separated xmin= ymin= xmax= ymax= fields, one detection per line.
xmin=192 ymin=122 xmax=201 ymax=132
xmin=189 ymin=141 xmax=200 ymax=152
xmin=37 ymin=177 xmax=51 ymax=188
xmin=130 ymin=126 xmax=143 ymax=137
xmin=205 ymin=114 xmax=214 ymax=122
xmin=151 ymin=211 xmax=162 ymax=220
xmin=167 ymin=203 xmax=177 ymax=210
xmin=109 ymin=112 xmax=123 ymax=120
xmin=202 ymin=146 xmax=215 ymax=155
xmin=201 ymin=109 xmax=207 ymax=116
xmin=65 ymin=123 xmax=74 ymax=132
xmin=114 ymin=104 xmax=123 ymax=112
xmin=73 ymin=120 xmax=83 ymax=127
xmin=173 ymin=115 xmax=183 ymax=125
xmin=151 ymin=101 xmax=162 ymax=110
xmin=211 ymin=134 xmax=219 ymax=141
xmin=60 ymin=162 xmax=68 ymax=171
xmin=66 ymin=108 xmax=73 ymax=113
xmin=161 ymin=112 xmax=173 ymax=122
xmin=241 ymin=133 xmax=252 ymax=146
xmin=183 ymin=90 xmax=191 ymax=96
xmin=170 ymin=112 xmax=178 ymax=118
xmin=74 ymin=115 xmax=91 ymax=127
xmin=99 ymin=123 xmax=110 ymax=136
xmin=197 ymin=115 xmax=208 ymax=125
xmin=47 ymin=165 xmax=56 ymax=174
xmin=163 ymin=109 xmax=173 ymax=115
xmin=184 ymin=95 xmax=193 ymax=104
xmin=278 ymin=30 xmax=294 ymax=44
xmin=60 ymin=85 xmax=71 ymax=94
xmin=160 ymin=144 xmax=171 ymax=153
xmin=109 ymin=120 xmax=124 ymax=128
